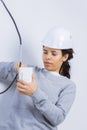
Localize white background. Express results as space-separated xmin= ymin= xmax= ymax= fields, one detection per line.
xmin=0 ymin=0 xmax=87 ymax=130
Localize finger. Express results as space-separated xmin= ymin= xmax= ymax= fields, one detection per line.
xmin=17 ymin=82 xmax=22 ymax=87
xmin=15 ymin=63 xmax=20 ymax=72
xmin=17 ymin=87 xmax=25 ymax=93
xmin=20 ymin=63 xmax=27 ymax=67
xmin=32 ymin=73 xmax=35 ymax=82
xmin=17 ymin=82 xmax=25 ymax=89
xmin=17 ymin=79 xmax=29 ymax=85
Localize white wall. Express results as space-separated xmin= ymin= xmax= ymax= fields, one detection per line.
xmin=0 ymin=0 xmax=87 ymax=129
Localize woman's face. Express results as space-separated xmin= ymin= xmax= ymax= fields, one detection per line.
xmin=42 ymin=46 xmax=68 ymax=73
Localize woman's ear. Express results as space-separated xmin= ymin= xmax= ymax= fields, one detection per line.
xmin=63 ymin=54 xmax=69 ymax=62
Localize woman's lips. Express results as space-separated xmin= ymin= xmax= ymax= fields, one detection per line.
xmin=44 ymin=62 xmax=52 ymax=66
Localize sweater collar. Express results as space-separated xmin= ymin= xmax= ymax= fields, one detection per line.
xmin=44 ymin=69 xmax=61 ymax=76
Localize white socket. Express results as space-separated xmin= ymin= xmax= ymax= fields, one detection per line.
xmin=19 ymin=67 xmax=33 ymax=83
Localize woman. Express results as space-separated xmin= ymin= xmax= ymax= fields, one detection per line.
xmin=0 ymin=27 xmax=76 ymax=130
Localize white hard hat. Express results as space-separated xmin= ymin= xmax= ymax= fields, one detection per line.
xmin=41 ymin=27 xmax=73 ymax=49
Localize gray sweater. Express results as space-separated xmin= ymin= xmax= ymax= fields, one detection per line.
xmin=0 ymin=62 xmax=76 ymax=130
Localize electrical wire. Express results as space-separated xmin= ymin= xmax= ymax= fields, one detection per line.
xmin=0 ymin=0 xmax=22 ymax=94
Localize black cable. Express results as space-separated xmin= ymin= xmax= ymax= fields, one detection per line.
xmin=0 ymin=62 xmax=21 ymax=94
xmin=0 ymin=0 xmax=22 ymax=94
xmin=0 ymin=0 xmax=22 ymax=45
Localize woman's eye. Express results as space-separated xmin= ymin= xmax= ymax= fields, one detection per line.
xmin=52 ymin=53 xmax=57 ymax=56
xmin=43 ymin=51 xmax=48 ymax=54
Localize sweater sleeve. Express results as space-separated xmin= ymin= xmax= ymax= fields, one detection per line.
xmin=31 ymin=83 xmax=76 ymax=126
xmin=0 ymin=62 xmax=17 ymax=81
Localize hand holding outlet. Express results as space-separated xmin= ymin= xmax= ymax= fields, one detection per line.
xmin=17 ymin=67 xmax=38 ymax=96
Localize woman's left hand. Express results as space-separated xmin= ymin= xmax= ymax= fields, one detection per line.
xmin=17 ymin=74 xmax=38 ymax=96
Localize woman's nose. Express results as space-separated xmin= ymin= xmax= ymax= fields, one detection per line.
xmin=46 ymin=53 xmax=52 ymax=60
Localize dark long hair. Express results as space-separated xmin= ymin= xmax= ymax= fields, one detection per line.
xmin=59 ymin=49 xmax=74 ymax=79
